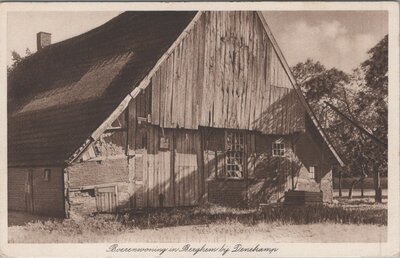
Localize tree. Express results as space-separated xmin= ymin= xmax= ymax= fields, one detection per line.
xmin=7 ymin=48 xmax=31 ymax=76
xmin=291 ymin=35 xmax=388 ymax=203
xmin=291 ymin=59 xmax=350 ymax=123
xmin=356 ymin=35 xmax=388 ymax=202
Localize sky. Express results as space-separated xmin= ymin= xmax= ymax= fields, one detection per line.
xmin=7 ymin=11 xmax=388 ymax=73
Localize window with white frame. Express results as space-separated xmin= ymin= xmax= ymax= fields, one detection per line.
xmin=272 ymin=139 xmax=285 ymax=157
xmin=309 ymin=166 xmax=316 ymax=179
xmin=225 ymin=131 xmax=245 ymax=178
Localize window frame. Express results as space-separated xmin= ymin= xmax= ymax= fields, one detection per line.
xmin=222 ymin=130 xmax=245 ymax=179
xmin=309 ymin=166 xmax=316 ymax=179
xmin=272 ymin=140 xmax=285 ymax=157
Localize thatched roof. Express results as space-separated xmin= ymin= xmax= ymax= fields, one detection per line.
xmin=8 ymin=11 xmax=196 ymax=166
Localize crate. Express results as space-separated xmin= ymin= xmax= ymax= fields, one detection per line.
xmin=284 ymin=190 xmax=323 ymax=205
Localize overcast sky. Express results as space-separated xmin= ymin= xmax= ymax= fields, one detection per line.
xmin=7 ymin=11 xmax=388 ymax=73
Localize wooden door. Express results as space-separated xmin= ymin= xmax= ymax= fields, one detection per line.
xmin=25 ymin=169 xmax=34 ymax=213
xmin=173 ymin=130 xmax=202 ymax=206
xmin=95 ymin=185 xmax=118 ymax=213
xmin=129 ymin=152 xmax=145 ymax=209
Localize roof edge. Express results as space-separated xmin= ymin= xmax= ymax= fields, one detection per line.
xmin=256 ymin=11 xmax=345 ymax=167
xmin=66 ymin=11 xmax=204 ymax=164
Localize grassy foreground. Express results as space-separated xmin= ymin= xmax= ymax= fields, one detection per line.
xmin=9 ymin=221 xmax=386 ymax=243
xmin=8 ymin=203 xmax=387 ymax=243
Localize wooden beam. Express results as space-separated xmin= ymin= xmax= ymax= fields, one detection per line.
xmin=324 ymin=101 xmax=387 ymax=148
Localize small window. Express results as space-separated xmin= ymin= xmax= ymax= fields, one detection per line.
xmin=272 ymin=140 xmax=285 ymax=157
xmin=309 ymin=166 xmax=315 ymax=179
xmin=43 ymin=169 xmax=51 ymax=181
xmin=224 ymin=131 xmax=245 ymax=178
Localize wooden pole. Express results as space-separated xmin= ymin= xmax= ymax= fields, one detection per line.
xmin=374 ymin=164 xmax=382 ymax=203
xmin=290 ymin=136 xmax=295 ymax=190
xmin=324 ymin=101 xmax=387 ymax=148
xmin=338 ymin=169 xmax=342 ymax=197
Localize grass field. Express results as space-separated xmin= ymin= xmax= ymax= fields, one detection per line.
xmin=8 ymin=199 xmax=387 ymax=243
xmin=8 ymin=220 xmax=386 ymax=243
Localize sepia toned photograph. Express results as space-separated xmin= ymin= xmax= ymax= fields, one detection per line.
xmin=1 ymin=2 xmax=399 ymax=257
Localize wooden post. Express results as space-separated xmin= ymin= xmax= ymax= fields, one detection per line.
xmin=63 ymin=168 xmax=70 ymax=218
xmin=360 ymin=178 xmax=364 ymax=198
xmin=171 ymin=131 xmax=176 ymax=206
xmin=290 ymin=136 xmax=295 ymax=190
xmin=338 ymin=169 xmax=342 ymax=197
xmin=374 ymin=164 xmax=382 ymax=203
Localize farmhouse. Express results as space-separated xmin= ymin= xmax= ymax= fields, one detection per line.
xmin=8 ymin=11 xmax=344 ymax=217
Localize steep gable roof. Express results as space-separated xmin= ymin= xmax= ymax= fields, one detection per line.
xmin=8 ymin=11 xmax=196 ymax=166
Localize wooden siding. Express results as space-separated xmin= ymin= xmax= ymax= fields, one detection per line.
xmin=202 ymin=128 xmax=333 ymax=205
xmin=150 ymin=11 xmax=305 ymax=134
xmin=131 ymin=127 xmax=204 ymax=208
xmin=8 ymin=167 xmax=64 ymax=216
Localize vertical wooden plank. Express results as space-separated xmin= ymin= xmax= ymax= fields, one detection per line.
xmin=201 ymin=12 xmax=211 ymax=126
xmin=214 ymin=10 xmax=223 ymax=128
xmin=278 ymin=88 xmax=284 ymax=135
xmin=159 ymin=67 xmax=166 ymax=127
xmin=153 ymin=127 xmax=159 ymax=206
xmin=232 ymin=11 xmax=241 ymax=128
xmin=180 ymin=133 xmax=185 ymax=206
xmin=183 ymin=32 xmax=191 ymax=129
xmin=190 ymin=23 xmax=197 ymax=129
xmin=143 ymin=153 xmax=148 ymax=208
xmin=184 ymin=132 xmax=189 ymax=206
xmin=170 ymin=131 xmax=175 ymax=206
xmin=180 ymin=39 xmax=189 ymax=128
xmin=187 ymin=132 xmax=192 ymax=206
xmin=259 ymin=32 xmax=267 ymax=131
xmin=165 ymin=149 xmax=169 ymax=206
xmin=214 ymin=11 xmax=221 ymax=126
xmin=238 ymin=11 xmax=245 ymax=129
xmin=199 ymin=129 xmax=206 ymax=202
xmin=232 ymin=11 xmax=239 ymax=128
xmin=149 ymin=153 xmax=154 ymax=207
xmin=174 ymin=133 xmax=178 ymax=206
xmin=164 ymin=54 xmax=174 ymax=128
xmin=240 ymin=12 xmax=249 ymax=130
xmin=127 ymin=100 xmax=137 ymax=154
xmin=246 ymin=12 xmax=256 ymax=130
xmin=172 ymin=43 xmax=182 ymax=128
xmin=159 ymin=145 xmax=164 ymax=206
xmin=168 ymin=134 xmax=173 ymax=207
xmin=224 ymin=12 xmax=233 ymax=127
xmin=209 ymin=12 xmax=217 ymax=127
xmin=189 ymin=133 xmax=195 ymax=205
xmin=196 ymin=14 xmax=206 ymax=128
xmin=249 ymin=12 xmax=259 ymax=130
xmin=184 ymin=132 xmax=188 ymax=206
xmin=151 ymin=72 xmax=160 ymax=125
xmin=282 ymin=88 xmax=288 ymax=134
xmin=253 ymin=22 xmax=262 ymax=129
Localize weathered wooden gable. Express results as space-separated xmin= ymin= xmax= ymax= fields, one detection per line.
xmin=150 ymin=11 xmax=305 ymax=134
